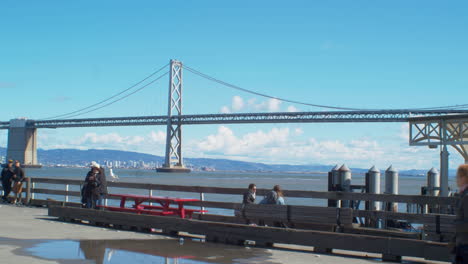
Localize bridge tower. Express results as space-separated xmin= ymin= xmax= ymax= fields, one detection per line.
xmin=7 ymin=118 xmax=40 ymax=167
xmin=157 ymin=60 xmax=191 ymax=173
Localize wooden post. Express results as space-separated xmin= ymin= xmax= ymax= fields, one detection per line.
xmin=328 ymin=165 xmax=340 ymax=207
xmin=25 ymin=177 xmax=32 ymax=204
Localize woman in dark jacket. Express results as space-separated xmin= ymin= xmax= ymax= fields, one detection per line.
xmin=82 ymin=162 xmax=107 ymax=209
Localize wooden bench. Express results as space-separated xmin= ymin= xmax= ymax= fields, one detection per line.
xmin=235 ymin=204 xmax=353 ymax=230
xmin=423 ymin=214 xmax=455 ymax=242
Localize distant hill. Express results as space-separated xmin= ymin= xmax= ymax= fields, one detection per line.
xmin=0 ymin=147 xmax=456 ymax=176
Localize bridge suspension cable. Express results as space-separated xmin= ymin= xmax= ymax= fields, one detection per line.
xmin=42 ymin=63 xmax=169 ymax=120
xmin=185 ymin=65 xmax=468 ymax=112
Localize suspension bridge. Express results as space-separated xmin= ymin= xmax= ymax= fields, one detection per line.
xmin=1 ymin=60 xmax=468 ymax=195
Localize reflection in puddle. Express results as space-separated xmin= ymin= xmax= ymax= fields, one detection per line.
xmin=27 ymin=238 xmax=277 ymax=264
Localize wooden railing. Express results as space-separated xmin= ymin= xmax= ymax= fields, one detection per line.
xmin=2 ymin=177 xmax=457 ymax=233
xmin=26 ymin=177 xmax=458 ymax=206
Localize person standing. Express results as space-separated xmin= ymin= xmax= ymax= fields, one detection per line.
xmin=83 ymin=162 xmax=107 ymax=209
xmin=1 ymin=160 xmax=14 ymax=203
xmin=453 ymin=164 xmax=468 ymax=263
xmin=11 ymin=160 xmax=26 ymax=205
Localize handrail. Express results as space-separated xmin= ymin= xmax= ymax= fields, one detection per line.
xmin=30 ymin=177 xmax=458 ymax=206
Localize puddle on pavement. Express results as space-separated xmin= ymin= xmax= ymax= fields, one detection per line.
xmin=24 ymin=238 xmax=278 ymax=264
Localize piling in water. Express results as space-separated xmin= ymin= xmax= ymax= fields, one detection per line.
xmin=338 ymin=164 xmax=352 ymax=208
xmin=385 ymin=165 xmax=399 ymax=213
xmin=328 ymin=165 xmax=341 ymax=207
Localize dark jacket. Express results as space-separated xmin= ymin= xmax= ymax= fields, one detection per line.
xmin=1 ymin=167 xmax=14 ymax=183
xmin=82 ymin=169 xmax=107 ymax=201
xmin=455 ymin=189 xmax=468 ymax=246
xmin=13 ymin=167 xmax=25 ymax=182
xmin=242 ymin=191 xmax=255 ymax=204
xmin=259 ymin=190 xmax=278 ymax=204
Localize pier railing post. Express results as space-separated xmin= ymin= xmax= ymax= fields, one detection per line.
xmin=65 ymin=184 xmax=69 ymax=203
xmin=200 ymin=192 xmax=205 ymax=214
xmin=25 ymin=177 xmax=32 ymax=204
xmin=149 ymin=189 xmax=153 ymax=206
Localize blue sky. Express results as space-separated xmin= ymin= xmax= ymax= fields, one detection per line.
xmin=0 ymin=1 xmax=467 ymax=169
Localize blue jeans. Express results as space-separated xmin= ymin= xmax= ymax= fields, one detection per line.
xmin=86 ymin=194 xmax=104 ymax=209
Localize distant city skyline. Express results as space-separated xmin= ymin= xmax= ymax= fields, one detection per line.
xmin=0 ymin=1 xmax=467 ymax=169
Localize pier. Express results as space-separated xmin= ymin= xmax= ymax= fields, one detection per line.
xmin=1 ymin=176 xmax=457 ymax=263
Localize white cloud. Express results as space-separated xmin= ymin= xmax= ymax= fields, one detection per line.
xmin=231 ymin=96 xmax=244 ymax=111
xmin=220 ymin=106 xmax=231 ymax=114
xmin=38 ymin=130 xmax=167 ymax=155
xmin=220 ymin=96 xmax=287 ymax=113
xmin=287 ymin=105 xmax=299 ymax=112
xmin=188 ymin=125 xmax=451 ymax=169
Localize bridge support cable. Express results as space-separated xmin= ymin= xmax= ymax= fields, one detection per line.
xmin=185 ymin=65 xmax=468 ymax=112
xmin=42 ymin=63 xmax=169 ymax=120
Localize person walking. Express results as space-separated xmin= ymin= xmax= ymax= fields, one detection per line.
xmin=453 ymin=164 xmax=468 ymax=263
xmin=11 ymin=160 xmax=26 ymax=205
xmin=82 ymin=162 xmax=107 ymax=209
xmin=1 ymin=160 xmax=14 ymax=203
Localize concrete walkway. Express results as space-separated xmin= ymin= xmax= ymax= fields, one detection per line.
xmin=0 ymin=204 xmax=445 ymax=264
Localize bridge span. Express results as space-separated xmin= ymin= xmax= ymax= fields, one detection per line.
xmin=1 ymin=109 xmax=468 ymax=129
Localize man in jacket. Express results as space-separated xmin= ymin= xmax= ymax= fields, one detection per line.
xmin=12 ymin=160 xmax=26 ymax=204
xmin=1 ymin=160 xmax=14 ymax=203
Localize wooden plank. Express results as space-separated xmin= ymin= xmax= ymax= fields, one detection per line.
xmin=30 ymin=199 xmax=82 ymax=207
xmin=354 ymin=209 xmax=456 ymax=224
xmin=48 ymin=206 xmax=450 ymax=262
xmin=31 ymin=188 xmax=81 ymax=197
xmin=31 ymin=178 xmax=83 ymax=185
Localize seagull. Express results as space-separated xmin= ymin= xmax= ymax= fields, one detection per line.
xmin=109 ymin=168 xmax=119 ymax=181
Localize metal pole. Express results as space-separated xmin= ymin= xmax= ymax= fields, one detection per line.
xmin=149 ymin=189 xmax=153 ymax=206
xmin=31 ymin=182 xmax=35 ymax=200
xmin=440 ymin=145 xmax=449 ymax=197
xmin=65 ymin=184 xmax=69 ymax=203
xmin=199 ymin=192 xmax=205 ymax=214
